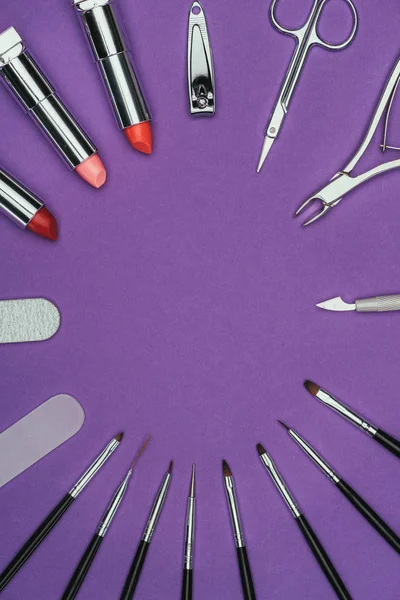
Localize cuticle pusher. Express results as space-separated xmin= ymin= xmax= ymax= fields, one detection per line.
xmin=316 ymin=294 xmax=400 ymax=313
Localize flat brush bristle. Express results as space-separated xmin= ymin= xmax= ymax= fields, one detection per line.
xmin=115 ymin=432 xmax=124 ymax=442
xmin=277 ymin=420 xmax=290 ymax=431
xmin=256 ymin=443 xmax=266 ymax=456
xmin=222 ymin=460 xmax=232 ymax=477
xmin=304 ymin=380 xmax=320 ymax=396
xmin=168 ymin=460 xmax=173 ymax=474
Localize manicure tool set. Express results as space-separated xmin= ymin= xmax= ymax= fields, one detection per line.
xmin=2 ymin=0 xmax=400 ymax=599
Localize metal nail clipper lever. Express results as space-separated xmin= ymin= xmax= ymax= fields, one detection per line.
xmin=187 ymin=2 xmax=215 ymax=116
xmin=317 ymin=294 xmax=400 ymax=312
xmin=295 ymin=54 xmax=400 ymax=225
xmin=257 ymin=0 xmax=358 ymax=173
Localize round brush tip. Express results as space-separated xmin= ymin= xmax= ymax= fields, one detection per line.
xmin=256 ymin=443 xmax=266 ymax=456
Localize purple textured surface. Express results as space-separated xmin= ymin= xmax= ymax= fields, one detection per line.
xmin=0 ymin=0 xmax=400 ymax=598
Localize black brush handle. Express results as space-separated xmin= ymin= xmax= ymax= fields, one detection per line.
xmin=61 ymin=533 xmax=103 ymax=600
xmin=296 ymin=515 xmax=352 ymax=600
xmin=0 ymin=492 xmax=75 ymax=591
xmin=120 ymin=539 xmax=149 ymax=600
xmin=374 ymin=429 xmax=400 ymax=459
xmin=181 ymin=568 xmax=193 ymax=600
xmin=236 ymin=546 xmax=256 ymax=600
xmin=336 ymin=478 xmax=400 ymax=553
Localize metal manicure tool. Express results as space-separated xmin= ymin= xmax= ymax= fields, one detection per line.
xmin=187 ymin=1 xmax=215 ymax=116
xmin=295 ymin=55 xmax=400 ymax=225
xmin=317 ymin=294 xmax=400 ymax=313
xmin=257 ymin=0 xmax=358 ymax=173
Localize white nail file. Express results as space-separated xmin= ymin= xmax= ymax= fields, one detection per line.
xmin=0 ymin=395 xmax=85 ymax=488
xmin=0 ymin=298 xmax=60 ymax=344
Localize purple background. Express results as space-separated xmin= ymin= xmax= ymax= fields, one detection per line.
xmin=0 ymin=0 xmax=400 ymax=598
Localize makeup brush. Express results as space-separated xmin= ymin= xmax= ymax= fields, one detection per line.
xmin=0 ymin=433 xmax=123 ymax=592
xmin=257 ymin=443 xmax=351 ymax=600
xmin=61 ymin=436 xmax=151 ymax=600
xmin=304 ymin=380 xmax=400 ymax=459
xmin=181 ymin=465 xmax=196 ymax=600
xmin=120 ymin=461 xmax=173 ymax=600
xmin=278 ymin=421 xmax=400 ymax=554
xmin=222 ymin=460 xmax=256 ymax=600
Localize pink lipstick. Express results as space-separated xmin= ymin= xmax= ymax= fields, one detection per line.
xmin=0 ymin=27 xmax=106 ymax=188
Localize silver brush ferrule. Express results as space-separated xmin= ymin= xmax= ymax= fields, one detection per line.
xmin=224 ymin=476 xmax=245 ymax=548
xmin=97 ymin=469 xmax=131 ymax=537
xmin=288 ymin=429 xmax=340 ymax=484
xmin=184 ymin=496 xmax=195 ymax=570
xmin=142 ymin=472 xmax=171 ymax=543
xmin=0 ymin=27 xmax=97 ymax=169
xmin=0 ymin=168 xmax=43 ymax=227
xmin=316 ymin=388 xmax=377 ymax=437
xmin=259 ymin=451 xmax=301 ymax=518
xmin=69 ymin=437 xmax=120 ymax=498
xmin=73 ymin=0 xmax=150 ymax=129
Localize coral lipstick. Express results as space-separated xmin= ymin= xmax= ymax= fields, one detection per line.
xmin=0 ymin=27 xmax=106 ymax=188
xmin=73 ymin=0 xmax=152 ymax=154
xmin=0 ymin=168 xmax=57 ymax=241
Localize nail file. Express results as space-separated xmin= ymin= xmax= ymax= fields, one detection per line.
xmin=0 ymin=298 xmax=60 ymax=344
xmin=0 ymin=395 xmax=85 ymax=488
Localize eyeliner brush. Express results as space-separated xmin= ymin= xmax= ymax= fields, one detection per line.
xmin=120 ymin=461 xmax=173 ymax=600
xmin=304 ymin=380 xmax=400 ymax=459
xmin=181 ymin=465 xmax=196 ymax=600
xmin=256 ymin=444 xmax=352 ymax=600
xmin=61 ymin=436 xmax=151 ymax=600
xmin=222 ymin=460 xmax=256 ymax=600
xmin=0 ymin=433 xmax=123 ymax=592
xmin=278 ymin=421 xmax=400 ymax=554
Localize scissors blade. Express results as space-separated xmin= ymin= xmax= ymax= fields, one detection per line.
xmin=256 ymin=135 xmax=275 ymax=173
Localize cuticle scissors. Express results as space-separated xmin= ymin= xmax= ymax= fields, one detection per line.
xmin=257 ymin=0 xmax=358 ymax=173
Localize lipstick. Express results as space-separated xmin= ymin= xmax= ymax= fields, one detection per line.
xmin=0 ymin=27 xmax=106 ymax=188
xmin=73 ymin=0 xmax=152 ymax=154
xmin=0 ymin=167 xmax=57 ymax=241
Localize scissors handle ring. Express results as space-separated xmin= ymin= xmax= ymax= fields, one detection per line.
xmin=269 ymin=0 xmax=304 ymax=38
xmin=269 ymin=0 xmax=358 ymax=49
xmin=313 ymin=0 xmax=358 ymax=51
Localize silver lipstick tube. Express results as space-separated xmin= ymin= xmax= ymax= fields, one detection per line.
xmin=73 ymin=0 xmax=151 ymax=130
xmin=142 ymin=471 xmax=171 ymax=543
xmin=0 ymin=168 xmax=43 ymax=228
xmin=98 ymin=470 xmax=132 ymax=537
xmin=224 ymin=476 xmax=245 ymax=548
xmin=0 ymin=27 xmax=97 ymax=169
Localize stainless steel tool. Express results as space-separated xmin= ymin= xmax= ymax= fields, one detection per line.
xmin=295 ymin=54 xmax=400 ymax=225
xmin=257 ymin=0 xmax=358 ymax=173
xmin=187 ymin=2 xmax=215 ymax=116
xmin=317 ymin=294 xmax=400 ymax=312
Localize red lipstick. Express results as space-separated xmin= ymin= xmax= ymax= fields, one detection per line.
xmin=0 ymin=168 xmax=58 ymax=242
xmin=27 ymin=207 xmax=58 ymax=241
xmin=73 ymin=0 xmax=152 ymax=155
xmin=0 ymin=27 xmax=106 ymax=189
